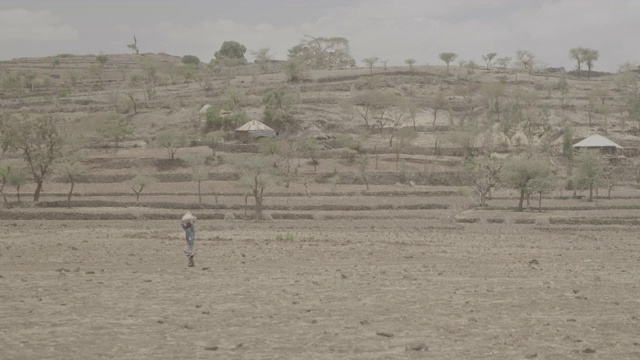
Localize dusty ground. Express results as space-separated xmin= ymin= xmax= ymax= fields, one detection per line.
xmin=1 ymin=218 xmax=639 ymax=359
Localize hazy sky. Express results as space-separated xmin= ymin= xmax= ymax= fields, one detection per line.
xmin=1 ymin=0 xmax=638 ymax=72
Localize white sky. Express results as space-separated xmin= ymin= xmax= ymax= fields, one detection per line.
xmin=1 ymin=0 xmax=638 ymax=72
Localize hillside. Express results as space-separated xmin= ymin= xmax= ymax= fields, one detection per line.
xmin=0 ymin=52 xmax=639 ymax=209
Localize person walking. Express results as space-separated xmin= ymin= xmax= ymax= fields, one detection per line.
xmin=181 ymin=212 xmax=196 ymax=267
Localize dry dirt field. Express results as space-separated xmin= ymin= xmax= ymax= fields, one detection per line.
xmin=2 ymin=214 xmax=639 ymax=360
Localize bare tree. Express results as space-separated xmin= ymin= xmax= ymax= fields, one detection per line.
xmin=231 ymin=154 xmax=280 ymax=221
xmin=515 ymin=49 xmax=536 ymax=79
xmin=583 ymin=48 xmax=599 ymax=79
xmin=127 ymin=35 xmax=139 ymax=54
xmin=569 ymin=47 xmax=585 ymax=78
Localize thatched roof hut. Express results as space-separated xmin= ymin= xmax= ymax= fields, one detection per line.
xmin=300 ymin=125 xmax=333 ymax=140
xmin=234 ymin=120 xmax=277 ymax=143
xmin=573 ymin=134 xmax=623 ymax=154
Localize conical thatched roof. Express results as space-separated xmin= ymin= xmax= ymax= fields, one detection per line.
xmin=235 ymin=120 xmax=275 ymax=132
xmin=301 ymin=125 xmax=332 ymax=140
xmin=573 ymin=134 xmax=622 ymax=148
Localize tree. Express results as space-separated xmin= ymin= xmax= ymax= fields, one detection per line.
xmin=288 ymin=35 xmax=355 ymax=69
xmin=515 ymin=49 xmax=536 ymax=79
xmin=225 ymin=87 xmax=245 ymax=110
xmin=95 ymin=114 xmax=133 ymax=153
xmin=569 ymin=47 xmax=585 ymax=78
xmin=464 ymin=155 xmax=503 ymax=206
xmin=405 ymin=58 xmax=416 ymax=71
xmin=362 ymin=57 xmax=379 ymax=75
xmin=589 ymin=87 xmax=610 ymax=129
xmin=356 ymin=154 xmax=370 ymax=191
xmin=304 ymin=139 xmax=320 ymax=172
xmin=231 ymin=154 xmax=279 ymax=221
xmin=391 ymin=128 xmax=418 ymax=170
xmin=482 ymin=52 xmax=497 ymax=69
xmin=54 ymin=156 xmax=86 ymax=207
xmin=527 ymin=174 xmax=557 ymax=211
xmin=502 ymin=157 xmax=553 ymax=211
xmin=283 ymin=57 xmax=306 ymax=82
xmin=154 ymin=130 xmax=188 ymax=161
xmin=127 ymin=36 xmax=139 ymax=55
xmin=187 ymin=156 xmax=210 ymax=204
xmin=51 ymin=58 xmax=61 ymax=70
xmin=263 ymin=89 xmax=297 ymax=132
xmin=96 ymin=54 xmax=108 ymax=67
xmin=583 ymin=48 xmax=599 ymax=79
xmin=574 ymin=149 xmax=604 ymax=202
xmin=0 ymin=164 xmax=11 ymax=203
xmin=562 ymin=125 xmax=574 ymax=163
xmin=439 ymin=52 xmax=457 ymax=72
xmin=182 ymin=55 xmax=200 ymax=65
xmin=555 ymin=77 xmax=570 ymax=116
xmin=205 ymin=130 xmax=225 ymax=157
xmin=87 ymin=65 xmax=105 ymax=86
xmin=430 ymin=90 xmax=447 ymax=128
xmin=126 ymin=174 xmax=158 ymax=202
xmin=251 ymin=47 xmax=274 ymax=72
xmin=495 ymin=57 xmax=511 ymax=73
xmin=0 ymin=114 xmax=64 ymax=202
xmin=6 ymin=168 xmax=27 ymax=203
xmin=214 ymin=41 xmax=247 ymax=65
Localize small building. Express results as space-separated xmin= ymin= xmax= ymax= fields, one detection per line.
xmin=234 ymin=120 xmax=277 ymax=143
xmin=573 ymin=134 xmax=623 ymax=155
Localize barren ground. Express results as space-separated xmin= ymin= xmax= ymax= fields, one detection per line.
xmin=2 ymin=217 xmax=639 ymax=360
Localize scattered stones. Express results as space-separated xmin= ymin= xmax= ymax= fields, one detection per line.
xmin=195 ymin=304 xmax=202 ymax=308
xmin=143 ymin=279 xmax=152 ymax=283
xmin=468 ymin=317 xmax=478 ymax=323
xmin=85 ymin=271 xmax=95 ymax=275
xmin=376 ymin=332 xmax=394 ymax=338
xmin=201 ymin=311 xmax=210 ymax=315
xmin=157 ymin=320 xmax=164 ymax=324
xmin=529 ymin=259 xmax=539 ymax=266
xmin=360 ymin=320 xmax=370 ymax=326
xmin=201 ymin=267 xmax=210 ymax=270
xmin=582 ymin=348 xmax=596 ymax=354
xmin=524 ymin=353 xmax=537 ymax=359
xmin=204 ymin=346 xmax=218 ymax=351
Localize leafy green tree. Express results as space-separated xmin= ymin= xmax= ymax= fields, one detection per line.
xmin=225 ymin=87 xmax=245 ymax=110
xmin=562 ymin=125 xmax=574 ymax=162
xmin=583 ymin=48 xmax=599 ymax=79
xmin=304 ymin=139 xmax=320 ymax=172
xmin=362 ymin=57 xmax=379 ymax=75
xmin=6 ymin=168 xmax=27 ymax=203
xmin=154 ymin=130 xmax=188 ymax=160
xmin=263 ymin=89 xmax=297 ymax=132
xmin=495 ymin=57 xmax=511 ymax=73
xmin=230 ymin=154 xmax=280 ymax=221
xmin=482 ymin=52 xmax=497 ymax=69
xmin=126 ymin=174 xmax=158 ymax=202
xmin=283 ymin=57 xmax=306 ymax=82
xmin=95 ymin=114 xmax=133 ymax=153
xmin=464 ymin=155 xmax=503 ymax=206
xmin=288 ymin=35 xmax=355 ymax=69
xmin=574 ymin=149 xmax=605 ymax=202
xmin=569 ymin=47 xmax=585 ymax=78
xmin=96 ymin=54 xmax=108 ymax=66
xmin=502 ymin=157 xmax=553 ymax=211
xmin=214 ymin=41 xmax=247 ymax=65
xmin=182 ymin=55 xmax=200 ymax=65
xmin=51 ymin=58 xmax=61 ymax=69
xmin=438 ymin=52 xmax=458 ymax=72
xmin=205 ymin=130 xmax=225 ymax=157
xmin=0 ymin=164 xmax=9 ymax=203
xmin=0 ymin=114 xmax=65 ymax=202
xmin=177 ymin=64 xmax=198 ymax=85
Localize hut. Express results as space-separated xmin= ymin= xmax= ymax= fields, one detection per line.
xmin=234 ymin=120 xmax=277 ymax=143
xmin=198 ymin=104 xmax=212 ymax=121
xmin=573 ymin=134 xmax=623 ymax=155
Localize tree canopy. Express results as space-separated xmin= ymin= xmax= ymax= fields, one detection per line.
xmin=288 ymin=36 xmax=355 ymax=69
xmin=214 ymin=41 xmax=247 ymax=65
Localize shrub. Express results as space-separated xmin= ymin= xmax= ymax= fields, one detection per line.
xmin=182 ymin=55 xmax=200 ymax=65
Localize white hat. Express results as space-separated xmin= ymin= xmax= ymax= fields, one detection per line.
xmin=182 ymin=212 xmax=196 ymax=224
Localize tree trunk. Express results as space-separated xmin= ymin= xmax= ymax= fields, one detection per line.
xmin=198 ymin=180 xmax=202 ymax=204
xmin=33 ymin=180 xmax=43 ymax=202
xmin=362 ymin=172 xmax=369 ymax=191
xmin=254 ymin=192 xmax=263 ymax=221
xmin=588 ymin=182 xmax=593 ymax=202
xmin=608 ymin=185 xmax=613 ymax=199
xmin=17 ymin=186 xmax=21 ymax=203
xmin=517 ymin=189 xmax=525 ymax=211
xmin=67 ymin=177 xmax=74 ymax=208
xmin=538 ymin=192 xmax=542 ymax=212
